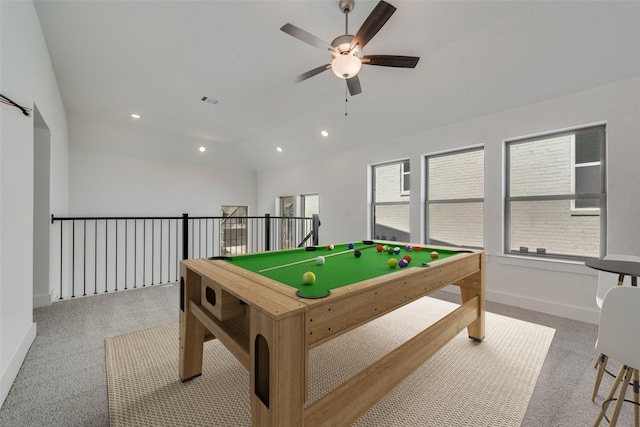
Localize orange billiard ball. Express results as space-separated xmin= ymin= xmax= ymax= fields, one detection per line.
xmin=430 ymin=251 xmax=439 ymax=259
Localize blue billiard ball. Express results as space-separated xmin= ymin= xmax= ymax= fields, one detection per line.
xmin=348 ymin=243 xmax=354 ymax=249
xmin=393 ymin=247 xmax=401 ymax=254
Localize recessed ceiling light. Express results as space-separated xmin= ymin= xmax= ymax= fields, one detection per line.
xmin=321 ymin=130 xmax=328 ymax=137
xmin=276 ymin=147 xmax=283 ymax=152
xmin=130 ymin=113 xmax=141 ymax=119
xmin=199 ymin=146 xmax=206 ymax=153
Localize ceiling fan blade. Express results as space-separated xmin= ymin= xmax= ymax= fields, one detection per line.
xmin=280 ymin=23 xmax=335 ymax=52
xmin=294 ymin=64 xmax=332 ymax=83
xmin=350 ymin=1 xmax=396 ymax=52
xmin=362 ymin=55 xmax=420 ymax=68
xmin=347 ymin=75 xmax=362 ymax=96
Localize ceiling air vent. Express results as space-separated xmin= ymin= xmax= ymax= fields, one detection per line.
xmin=201 ymin=96 xmax=219 ymax=105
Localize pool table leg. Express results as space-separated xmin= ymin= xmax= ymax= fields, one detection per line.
xmin=458 ymin=252 xmax=485 ymax=341
xmin=250 ymin=306 xmax=306 ymax=426
xmin=179 ymin=265 xmax=206 ymax=382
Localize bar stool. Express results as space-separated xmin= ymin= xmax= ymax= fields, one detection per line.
xmin=593 ymin=286 xmax=640 ymax=427
xmin=592 ymin=254 xmax=640 ymax=402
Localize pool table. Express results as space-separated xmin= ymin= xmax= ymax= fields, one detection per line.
xmin=179 ymin=241 xmax=485 ymax=426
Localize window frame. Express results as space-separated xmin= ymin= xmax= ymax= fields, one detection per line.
xmin=504 ymin=123 xmax=607 ymax=261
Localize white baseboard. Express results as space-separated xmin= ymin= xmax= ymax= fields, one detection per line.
xmin=439 ymin=285 xmax=599 ymax=325
xmin=0 ymin=322 xmax=37 ymax=409
xmin=33 ymin=288 xmax=56 ymax=308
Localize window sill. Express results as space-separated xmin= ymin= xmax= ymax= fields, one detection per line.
xmin=491 ymin=253 xmax=596 ymax=275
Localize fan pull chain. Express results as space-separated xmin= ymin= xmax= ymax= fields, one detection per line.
xmin=345 ymin=83 xmax=348 ymax=116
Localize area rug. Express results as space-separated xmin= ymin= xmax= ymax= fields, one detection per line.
xmin=105 ymin=296 xmax=555 ymax=426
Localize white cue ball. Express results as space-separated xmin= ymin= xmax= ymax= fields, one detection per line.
xmin=316 ymin=256 xmax=325 ymax=265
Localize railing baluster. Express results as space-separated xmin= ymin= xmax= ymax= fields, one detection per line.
xmin=94 ymin=220 xmax=97 ymax=295
xmin=158 ymin=219 xmax=163 ymax=284
xmin=72 ymin=220 xmax=75 ymax=298
xmin=115 ymin=219 xmax=118 ymax=292
xmin=143 ymin=219 xmax=146 ymax=287
xmin=105 ymin=219 xmax=108 ymax=293
xmin=134 ymin=219 xmax=137 ymax=289
xmin=59 ymin=220 xmax=63 ymax=300
xmin=83 ymin=220 xmax=87 ymax=297
xmin=151 ymin=219 xmax=155 ymax=286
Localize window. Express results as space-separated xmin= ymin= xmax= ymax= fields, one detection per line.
xmin=572 ymin=131 xmax=601 ymax=212
xmin=401 ymin=160 xmax=410 ymax=195
xmin=301 ymin=193 xmax=319 ymax=218
xmin=505 ymin=125 xmax=606 ymax=259
xmin=371 ymin=160 xmax=410 ymax=242
xmin=425 ymin=147 xmax=484 ymax=248
xmin=301 ymin=193 xmax=320 ymax=244
xmin=221 ymin=206 xmax=248 ymax=255
xmin=279 ymin=196 xmax=295 ymax=249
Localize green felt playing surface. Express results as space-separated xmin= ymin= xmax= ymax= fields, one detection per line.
xmin=223 ymin=242 xmax=465 ymax=298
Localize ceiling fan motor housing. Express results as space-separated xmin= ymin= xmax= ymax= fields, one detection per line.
xmin=339 ymin=0 xmax=354 ymax=14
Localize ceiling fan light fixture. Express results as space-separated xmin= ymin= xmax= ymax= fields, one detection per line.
xmin=331 ymin=54 xmax=362 ymax=79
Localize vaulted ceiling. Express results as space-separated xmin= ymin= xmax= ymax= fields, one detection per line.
xmin=34 ymin=1 xmax=640 ymax=172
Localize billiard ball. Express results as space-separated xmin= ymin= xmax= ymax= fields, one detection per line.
xmin=354 ymin=249 xmax=362 ymax=258
xmin=388 ymin=258 xmax=398 ymax=268
xmin=328 ymin=244 xmax=334 ymax=250
xmin=405 ymin=245 xmax=413 ymax=251
xmin=382 ymin=245 xmax=389 ymax=252
xmin=399 ymin=259 xmax=409 ymax=268
xmin=348 ymin=243 xmax=354 ymax=249
xmin=393 ymin=247 xmax=401 ymax=254
xmin=316 ymin=256 xmax=325 ymax=265
xmin=430 ymin=251 xmax=439 ymax=259
xmin=414 ymin=245 xmax=421 ymax=251
xmin=403 ymin=254 xmax=412 ymax=263
xmin=303 ymin=271 xmax=316 ymax=285
xmin=376 ymin=245 xmax=384 ymax=252
xmin=387 ymin=247 xmax=394 ymax=254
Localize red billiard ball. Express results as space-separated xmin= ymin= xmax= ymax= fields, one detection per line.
xmin=430 ymin=251 xmax=439 ymax=259
xmin=414 ymin=245 xmax=421 ymax=251
xmin=328 ymin=244 xmax=334 ymax=250
xmin=403 ymin=254 xmax=412 ymax=263
xmin=376 ymin=245 xmax=384 ymax=252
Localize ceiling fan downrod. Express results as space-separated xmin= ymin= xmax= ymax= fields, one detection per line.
xmin=339 ymin=0 xmax=354 ymax=34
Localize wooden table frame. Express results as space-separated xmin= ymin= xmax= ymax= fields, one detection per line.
xmin=179 ymin=246 xmax=485 ymax=426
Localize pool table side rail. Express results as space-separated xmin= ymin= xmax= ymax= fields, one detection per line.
xmin=305 ymin=251 xmax=482 ymax=347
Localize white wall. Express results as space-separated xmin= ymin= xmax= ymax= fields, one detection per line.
xmin=256 ymin=75 xmax=640 ymax=324
xmin=0 ymin=0 xmax=69 ymax=408
xmin=68 ymin=114 xmax=257 ymax=217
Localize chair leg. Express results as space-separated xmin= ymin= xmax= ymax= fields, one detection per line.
xmin=633 ymin=369 xmax=639 ymax=427
xmin=595 ymin=365 xmax=626 ymax=427
xmin=595 ymin=352 xmax=603 ymax=369
xmin=610 ymin=366 xmax=633 ymax=426
xmin=593 ymin=354 xmax=609 ymax=402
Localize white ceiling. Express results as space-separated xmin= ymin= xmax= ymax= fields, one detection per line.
xmin=34 ymin=0 xmax=640 ymax=172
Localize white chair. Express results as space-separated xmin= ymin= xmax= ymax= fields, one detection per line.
xmin=592 ymin=254 xmax=640 ymax=402
xmin=593 ymin=286 xmax=640 ymax=427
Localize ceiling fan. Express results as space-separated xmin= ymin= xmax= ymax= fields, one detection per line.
xmin=280 ymin=0 xmax=420 ymax=96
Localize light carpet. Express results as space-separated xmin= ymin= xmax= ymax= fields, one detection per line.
xmin=105 ymin=296 xmax=555 ymax=426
